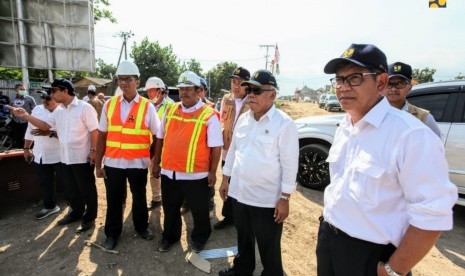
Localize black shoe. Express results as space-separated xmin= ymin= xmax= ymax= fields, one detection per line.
xmin=218 ymin=267 xmax=236 ymax=276
xmin=76 ymin=220 xmax=95 ymax=233
xmin=190 ymin=241 xmax=205 ymax=253
xmin=57 ymin=215 xmax=79 ymax=226
xmin=158 ymin=239 xmax=175 ymax=252
xmin=104 ymin=236 xmax=118 ymax=250
xmin=138 ymin=228 xmax=154 ymax=240
xmin=147 ymin=200 xmax=162 ymax=210
xmin=213 ymin=219 xmax=233 ymax=230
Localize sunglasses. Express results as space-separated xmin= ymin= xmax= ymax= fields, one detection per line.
xmin=244 ymin=86 xmax=274 ymax=95
xmin=41 ymin=96 xmax=52 ymax=101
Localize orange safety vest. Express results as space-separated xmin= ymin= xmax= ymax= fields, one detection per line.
xmin=105 ymin=95 xmax=151 ymax=159
xmin=162 ymin=103 xmax=215 ymax=173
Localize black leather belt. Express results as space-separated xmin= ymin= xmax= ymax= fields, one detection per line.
xmin=319 ymin=216 xmax=352 ymax=239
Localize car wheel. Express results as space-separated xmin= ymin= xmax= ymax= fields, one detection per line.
xmin=297 ymin=144 xmax=330 ymax=190
xmin=325 ymin=105 xmax=330 ymax=111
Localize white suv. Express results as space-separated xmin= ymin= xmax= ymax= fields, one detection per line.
xmin=295 ymin=80 xmax=465 ymax=206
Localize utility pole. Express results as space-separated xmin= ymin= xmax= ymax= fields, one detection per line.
xmin=116 ymin=31 xmax=134 ymax=67
xmin=259 ymin=44 xmax=274 ymax=71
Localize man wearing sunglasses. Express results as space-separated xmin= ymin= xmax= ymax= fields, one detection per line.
xmin=214 ymin=66 xmax=251 ymax=231
xmin=317 ymin=44 xmax=457 ymax=276
xmin=23 ymin=90 xmax=64 ymax=220
xmin=382 ymin=62 xmax=441 ymax=138
xmin=218 ymin=70 xmax=299 ymax=276
xmin=10 ymin=78 xmax=99 ymax=234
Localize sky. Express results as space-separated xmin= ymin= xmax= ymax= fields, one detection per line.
xmin=94 ymin=0 xmax=465 ymax=96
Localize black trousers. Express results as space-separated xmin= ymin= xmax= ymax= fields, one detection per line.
xmin=104 ymin=166 xmax=149 ymax=238
xmin=62 ymin=163 xmax=97 ymax=222
xmin=316 ymin=218 xmax=411 ymax=276
xmin=231 ymin=198 xmax=284 ymax=276
xmin=220 ymin=160 xmax=233 ymax=222
xmin=11 ymin=121 xmax=27 ymax=148
xmin=35 ymin=161 xmax=64 ymax=209
xmin=161 ymin=174 xmax=211 ymax=244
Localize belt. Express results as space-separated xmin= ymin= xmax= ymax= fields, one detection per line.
xmin=319 ymin=216 xmax=352 ymax=239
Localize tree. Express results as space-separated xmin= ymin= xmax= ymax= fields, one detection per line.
xmin=205 ymin=61 xmax=238 ymax=100
xmin=412 ymin=67 xmax=436 ymax=84
xmin=131 ymin=38 xmax=182 ymax=86
xmin=180 ymin=59 xmax=203 ymax=76
xmin=455 ymin=73 xmax=465 ymax=80
xmin=93 ymin=0 xmax=117 ymax=24
xmin=91 ymin=58 xmax=116 ymax=79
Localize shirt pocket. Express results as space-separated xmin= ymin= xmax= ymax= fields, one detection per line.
xmin=255 ymin=135 xmax=275 ymax=158
xmin=348 ymin=158 xmax=385 ymax=206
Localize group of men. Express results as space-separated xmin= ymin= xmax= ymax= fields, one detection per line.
xmin=9 ymin=42 xmax=459 ymax=276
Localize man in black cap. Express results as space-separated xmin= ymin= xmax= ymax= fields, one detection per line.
xmin=382 ymin=62 xmax=441 ymax=138
xmin=10 ymin=78 xmax=99 ymax=234
xmin=218 ymin=70 xmax=299 ymax=276
xmin=214 ymin=66 xmax=251 ymax=230
xmin=316 ymin=44 xmax=457 ymax=276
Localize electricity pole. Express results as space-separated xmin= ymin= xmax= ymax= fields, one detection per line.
xmin=116 ymin=31 xmax=134 ymax=67
xmin=259 ymin=44 xmax=274 ymax=71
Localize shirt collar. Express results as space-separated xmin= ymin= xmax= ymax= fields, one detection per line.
xmin=252 ymin=104 xmax=277 ymax=122
xmin=71 ymin=96 xmax=79 ymax=106
xmin=359 ymin=97 xmax=391 ymax=128
xmin=155 ymin=98 xmax=166 ymax=108
xmin=119 ymin=93 xmax=140 ymax=104
xmin=401 ymin=101 xmax=409 ymax=111
xmin=181 ymin=99 xmax=204 ymax=112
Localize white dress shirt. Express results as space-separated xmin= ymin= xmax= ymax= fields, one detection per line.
xmin=323 ymin=98 xmax=457 ymax=246
xmin=98 ymin=94 xmax=160 ymax=169
xmin=157 ymin=99 xmax=223 ymax=180
xmin=402 ymin=101 xmax=441 ymax=139
xmin=25 ymin=105 xmax=62 ymax=164
xmin=46 ymin=97 xmax=99 ymax=165
xmin=223 ymin=105 xmax=299 ymax=208
xmin=221 ymin=95 xmax=248 ymax=161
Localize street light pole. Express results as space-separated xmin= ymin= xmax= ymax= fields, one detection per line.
xmin=259 ymin=44 xmax=274 ymax=71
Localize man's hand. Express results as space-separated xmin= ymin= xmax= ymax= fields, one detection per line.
xmin=96 ymin=166 xmax=107 ymax=179
xmin=219 ymin=177 xmax=229 ymax=201
xmin=152 ymin=163 xmax=161 ymax=179
xmin=30 ymin=129 xmax=50 ymax=136
xmin=274 ymin=199 xmax=290 ymax=224
xmin=377 ymin=262 xmax=388 ymax=276
xmin=23 ymin=148 xmax=33 ymax=162
xmin=87 ymin=151 xmax=96 ymax=166
xmin=207 ymin=172 xmax=216 ymax=187
xmin=6 ymin=106 xmax=28 ymax=118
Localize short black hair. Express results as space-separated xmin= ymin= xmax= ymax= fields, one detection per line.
xmin=15 ymin=83 xmax=24 ymax=89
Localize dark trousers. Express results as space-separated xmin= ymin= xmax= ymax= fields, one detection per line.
xmin=220 ymin=160 xmax=233 ymax=222
xmin=316 ymin=218 xmax=411 ymax=276
xmin=161 ymin=174 xmax=211 ymax=244
xmin=11 ymin=121 xmax=27 ymax=148
xmin=35 ymin=161 xmax=64 ymax=209
xmin=104 ymin=166 xmax=148 ymax=238
xmin=62 ymin=163 xmax=97 ymax=222
xmin=231 ymin=198 xmax=284 ymax=276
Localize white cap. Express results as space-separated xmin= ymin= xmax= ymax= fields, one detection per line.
xmin=145 ymin=77 xmax=165 ymax=90
xmin=88 ymin=84 xmax=96 ymax=92
xmin=115 ymin=60 xmax=140 ymax=77
xmin=177 ymin=71 xmax=200 ymax=88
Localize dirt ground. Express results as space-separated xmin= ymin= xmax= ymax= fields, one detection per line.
xmin=1 ymin=102 xmax=464 ymax=276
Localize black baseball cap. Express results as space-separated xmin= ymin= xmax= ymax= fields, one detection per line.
xmin=388 ymin=62 xmax=412 ymax=80
xmin=36 ymin=90 xmax=51 ymax=96
xmin=324 ymin=43 xmax=388 ymax=74
xmin=228 ymin=67 xmax=250 ymax=80
xmin=51 ymin=78 xmax=75 ymax=93
xmin=240 ymin=69 xmax=278 ymax=89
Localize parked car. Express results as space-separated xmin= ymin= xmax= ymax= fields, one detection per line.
xmin=318 ymin=94 xmax=327 ymax=108
xmin=295 ymin=80 xmax=465 ymax=206
xmin=324 ymin=94 xmax=342 ymax=111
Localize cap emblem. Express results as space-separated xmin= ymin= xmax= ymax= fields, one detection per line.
xmin=254 ymin=72 xmax=259 ymax=78
xmin=182 ymin=76 xmax=188 ymax=82
xmin=342 ymin=48 xmax=354 ymax=58
xmin=235 ymin=69 xmax=240 ymax=74
xmin=394 ymin=65 xmax=401 ymax=72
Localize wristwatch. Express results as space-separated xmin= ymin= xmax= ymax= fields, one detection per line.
xmin=384 ymin=262 xmax=403 ymax=276
xmin=280 ymin=194 xmax=290 ymax=201
xmin=89 ymin=148 xmax=96 ymax=152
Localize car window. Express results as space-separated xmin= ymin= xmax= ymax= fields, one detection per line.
xmin=408 ymin=93 xmax=450 ymax=122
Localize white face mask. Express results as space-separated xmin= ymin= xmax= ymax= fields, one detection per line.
xmin=18 ymin=90 xmax=28 ymax=96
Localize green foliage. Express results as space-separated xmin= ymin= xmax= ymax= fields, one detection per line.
xmin=412 ymin=67 xmax=436 ymax=83
xmin=455 ymin=73 xmax=465 ymax=80
xmin=0 ymin=67 xmax=21 ymax=80
xmin=180 ymin=59 xmax=203 ymax=76
xmin=131 ymin=38 xmax=182 ymax=86
xmin=93 ymin=0 xmax=117 ymax=24
xmin=91 ymin=58 xmax=116 ymax=79
xmin=205 ymin=61 xmax=238 ymax=101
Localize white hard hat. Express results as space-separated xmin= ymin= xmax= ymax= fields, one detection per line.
xmin=145 ymin=77 xmax=165 ymax=90
xmin=177 ymin=71 xmax=200 ymax=88
xmin=115 ymin=60 xmax=140 ymax=77
xmin=88 ymin=85 xmax=96 ymax=92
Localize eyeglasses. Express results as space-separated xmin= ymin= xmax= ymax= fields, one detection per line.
xmin=118 ymin=77 xmax=134 ymax=83
xmin=244 ymin=86 xmax=274 ymax=95
xmin=387 ymin=81 xmax=410 ymax=89
xmin=40 ymin=96 xmax=52 ymax=101
xmin=330 ymin=72 xmax=378 ymax=89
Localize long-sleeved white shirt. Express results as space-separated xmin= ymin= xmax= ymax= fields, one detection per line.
xmin=25 ymin=105 xmax=62 ymax=164
xmin=46 ymin=97 xmax=99 ymax=165
xmin=98 ymin=94 xmax=160 ymax=169
xmin=223 ymin=105 xmax=299 ymax=208
xmin=323 ymin=98 xmax=457 ymax=246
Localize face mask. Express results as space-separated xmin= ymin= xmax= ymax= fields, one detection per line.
xmin=18 ymin=90 xmax=28 ymax=96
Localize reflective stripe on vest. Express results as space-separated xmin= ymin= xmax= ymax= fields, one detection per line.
xmin=105 ymin=95 xmax=151 ymax=159
xmin=162 ymin=103 xmax=214 ymax=173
